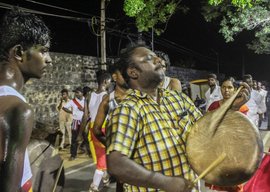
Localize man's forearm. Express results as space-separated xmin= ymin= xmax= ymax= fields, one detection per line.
xmin=62 ymin=107 xmax=72 ymax=114
xmin=107 ymin=151 xmax=190 ymax=192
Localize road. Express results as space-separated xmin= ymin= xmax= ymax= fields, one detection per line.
xmin=59 ymin=149 xmax=116 ymax=192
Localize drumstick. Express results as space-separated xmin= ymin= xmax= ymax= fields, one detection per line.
xmin=264 ymin=152 xmax=270 ymax=155
xmin=52 ymin=160 xmax=64 ymax=192
xmin=193 ymin=153 xmax=227 ymax=184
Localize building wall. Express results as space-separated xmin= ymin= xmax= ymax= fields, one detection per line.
xmin=21 ymin=52 xmax=217 ymax=130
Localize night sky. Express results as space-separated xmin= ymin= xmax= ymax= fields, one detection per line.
xmin=0 ymin=0 xmax=269 ymax=81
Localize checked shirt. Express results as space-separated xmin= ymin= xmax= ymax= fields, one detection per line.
xmin=106 ymin=88 xmax=202 ymax=192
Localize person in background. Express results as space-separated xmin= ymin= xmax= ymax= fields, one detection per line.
xmin=257 ymin=81 xmax=268 ymax=128
xmin=208 ymin=77 xmax=249 ymax=114
xmin=243 ymin=74 xmax=262 ymax=127
xmin=106 ymin=45 xmax=250 ymax=192
xmin=205 ymin=73 xmax=223 ymax=111
xmin=62 ymin=87 xmax=85 ymax=161
xmin=155 ymin=51 xmax=182 ymax=91
xmin=0 ymin=8 xmax=52 ymax=192
xmin=57 ymin=89 xmax=72 ymax=150
xmin=206 ymin=76 xmax=248 ymax=192
xmin=78 ymin=86 xmax=91 ymax=156
xmin=93 ymin=64 xmax=129 ymax=192
xmin=82 ymin=71 xmax=112 ymax=191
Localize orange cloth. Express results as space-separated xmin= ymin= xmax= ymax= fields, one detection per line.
xmin=91 ymin=127 xmax=107 ymax=170
xmin=239 ymin=104 xmax=249 ymax=115
xmin=205 ymin=183 xmax=243 ymax=192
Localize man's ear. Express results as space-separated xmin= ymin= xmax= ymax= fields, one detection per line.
xmin=12 ymin=45 xmax=24 ymax=61
xmin=127 ymin=67 xmax=138 ymax=79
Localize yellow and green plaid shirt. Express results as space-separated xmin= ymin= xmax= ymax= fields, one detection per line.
xmin=106 ymin=89 xmax=202 ymax=192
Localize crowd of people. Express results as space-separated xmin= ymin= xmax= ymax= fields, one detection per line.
xmin=0 ymin=8 xmax=269 ymax=192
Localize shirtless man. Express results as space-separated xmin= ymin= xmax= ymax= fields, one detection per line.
xmin=0 ymin=9 xmax=51 ymax=192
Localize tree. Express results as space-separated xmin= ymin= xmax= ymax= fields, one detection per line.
xmin=123 ymin=0 xmax=188 ymax=35
xmin=123 ymin=0 xmax=270 ymax=54
xmin=123 ymin=0 xmax=258 ymax=34
xmin=208 ymin=0 xmax=261 ymax=8
xmin=202 ymin=0 xmax=270 ymax=54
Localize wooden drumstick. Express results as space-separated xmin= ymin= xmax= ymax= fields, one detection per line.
xmin=264 ymin=151 xmax=270 ymax=155
xmin=193 ymin=153 xmax=227 ymax=184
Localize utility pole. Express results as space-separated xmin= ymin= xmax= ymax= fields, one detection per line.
xmin=100 ymin=0 xmax=106 ymax=70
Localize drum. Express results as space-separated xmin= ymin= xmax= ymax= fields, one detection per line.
xmin=27 ymin=139 xmax=65 ymax=192
xmin=186 ymin=87 xmax=264 ymax=186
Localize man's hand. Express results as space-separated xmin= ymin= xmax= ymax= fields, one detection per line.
xmin=163 ymin=177 xmax=193 ymax=192
xmin=78 ymin=106 xmax=84 ymax=111
xmin=231 ymin=82 xmax=251 ymax=110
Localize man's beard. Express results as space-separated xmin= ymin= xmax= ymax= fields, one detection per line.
xmin=140 ymin=70 xmax=165 ymax=89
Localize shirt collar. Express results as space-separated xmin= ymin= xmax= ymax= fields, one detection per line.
xmin=127 ymin=88 xmax=171 ymax=99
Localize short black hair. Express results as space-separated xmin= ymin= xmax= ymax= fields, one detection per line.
xmin=207 ymin=73 xmax=217 ymax=79
xmin=242 ymin=74 xmax=252 ymax=82
xmin=61 ymin=89 xmax=68 ymax=94
xmin=115 ymin=44 xmax=148 ymax=84
xmin=221 ymin=76 xmax=237 ymax=87
xmin=83 ymin=86 xmax=91 ymax=95
xmin=96 ymin=70 xmax=111 ymax=85
xmin=108 ymin=63 xmax=119 ymax=75
xmin=0 ymin=8 xmax=51 ymax=61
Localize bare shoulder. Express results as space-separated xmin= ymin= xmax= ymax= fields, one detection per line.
xmin=100 ymin=94 xmax=110 ymax=108
xmin=0 ymin=96 xmax=34 ymax=135
xmin=169 ymin=78 xmax=182 ymax=91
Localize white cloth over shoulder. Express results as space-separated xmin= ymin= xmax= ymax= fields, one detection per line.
xmin=205 ymin=86 xmax=223 ymax=111
xmin=88 ymin=91 xmax=107 ymax=122
xmin=0 ymin=85 xmax=32 ymax=187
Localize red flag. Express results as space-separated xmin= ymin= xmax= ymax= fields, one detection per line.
xmin=244 ymin=149 xmax=270 ymax=192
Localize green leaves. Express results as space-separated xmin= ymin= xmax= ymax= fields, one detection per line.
xmin=124 ymin=0 xmax=146 ymax=17
xmin=203 ymin=0 xmax=270 ymax=54
xmin=123 ymin=0 xmax=181 ymax=35
xmin=208 ymin=0 xmax=260 ymax=8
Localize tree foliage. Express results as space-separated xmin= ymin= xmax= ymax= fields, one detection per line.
xmin=208 ymin=0 xmax=259 ymax=8
xmin=202 ymin=0 xmax=270 ymax=54
xmin=123 ymin=0 xmax=270 ymax=53
xmin=123 ymin=0 xmax=188 ymax=35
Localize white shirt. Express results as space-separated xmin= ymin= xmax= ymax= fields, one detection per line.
xmin=64 ymin=97 xmax=85 ymax=120
xmin=246 ymin=89 xmax=262 ymax=126
xmin=205 ymin=85 xmax=223 ymax=111
xmin=257 ymin=89 xmax=267 ymax=114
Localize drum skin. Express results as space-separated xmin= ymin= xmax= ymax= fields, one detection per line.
xmin=186 ymin=110 xmax=264 ymax=186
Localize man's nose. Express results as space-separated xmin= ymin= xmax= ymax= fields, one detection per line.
xmin=45 ymin=53 xmax=53 ymax=67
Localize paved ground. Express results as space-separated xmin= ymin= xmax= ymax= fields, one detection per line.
xmin=59 ymin=148 xmax=116 ymax=192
